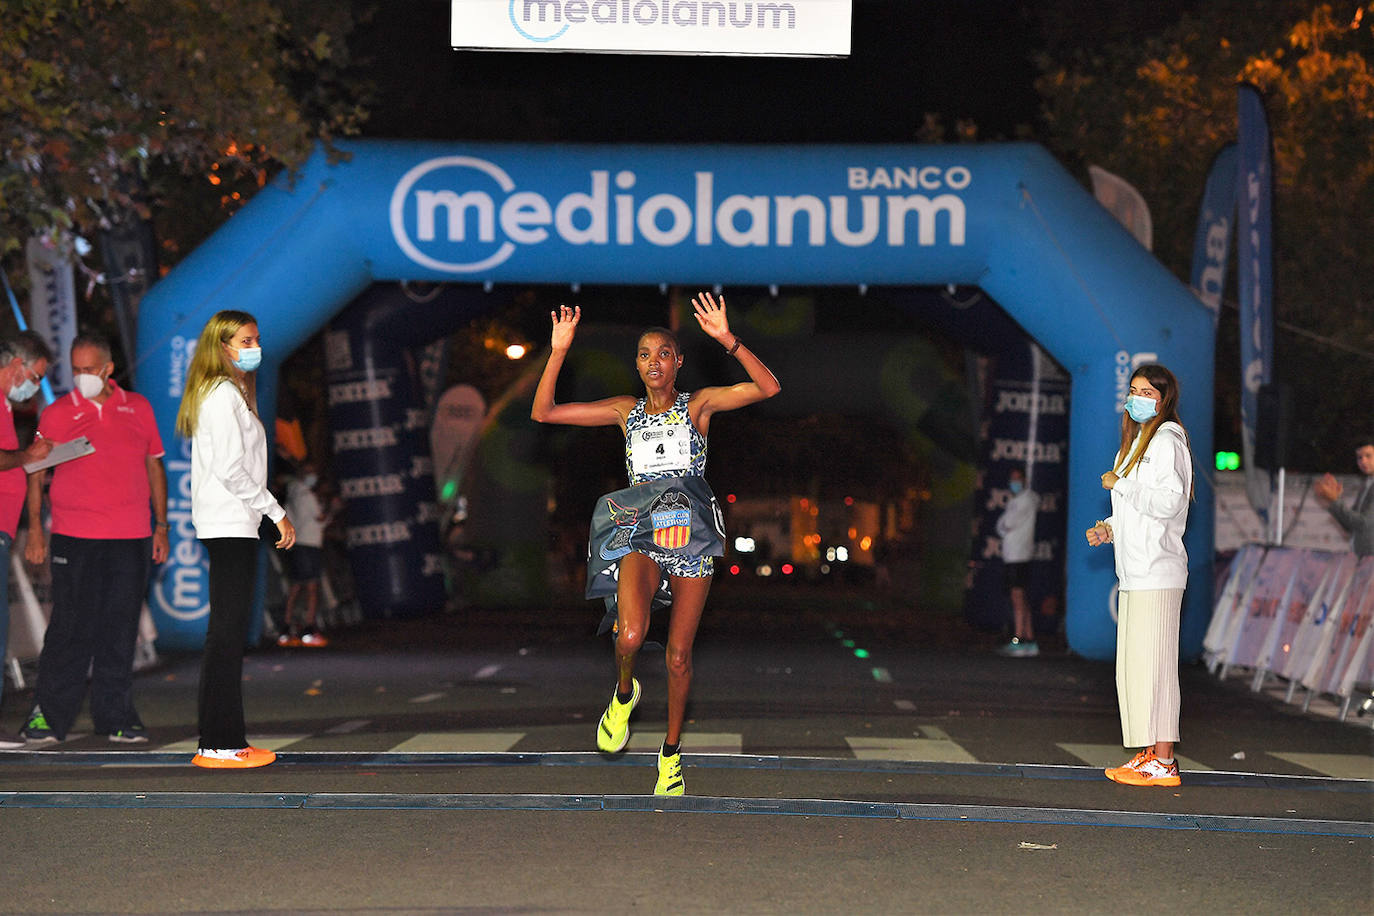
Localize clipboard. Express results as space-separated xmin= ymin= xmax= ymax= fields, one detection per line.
xmin=23 ymin=436 xmax=96 ymax=473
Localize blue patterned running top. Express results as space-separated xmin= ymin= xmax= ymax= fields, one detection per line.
xmin=623 ymin=391 xmax=708 ymax=485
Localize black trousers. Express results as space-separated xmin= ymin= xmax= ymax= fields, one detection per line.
xmin=35 ymin=534 xmax=151 ymax=737
xmin=198 ymin=537 xmax=260 ymax=750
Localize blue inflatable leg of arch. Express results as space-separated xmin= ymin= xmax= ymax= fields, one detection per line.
xmin=138 ymin=140 xmax=1214 ymax=659
xmin=324 ymin=283 xmax=501 ymax=618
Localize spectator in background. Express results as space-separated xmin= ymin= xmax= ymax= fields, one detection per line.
xmin=996 ymin=466 xmax=1041 ymax=657
xmin=1314 ymin=440 xmax=1374 ymax=557
xmin=278 ymin=461 xmax=330 ymax=648
xmin=21 ymin=332 xmax=168 ymax=744
xmin=0 ymin=332 xmax=54 ymax=749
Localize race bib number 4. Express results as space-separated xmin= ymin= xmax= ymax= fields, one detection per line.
xmin=630 ymin=424 xmax=691 ymax=476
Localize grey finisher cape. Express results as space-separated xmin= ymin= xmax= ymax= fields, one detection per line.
xmin=585 ymin=475 xmax=726 ymax=634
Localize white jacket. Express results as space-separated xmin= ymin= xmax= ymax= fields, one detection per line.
xmin=996 ymin=488 xmax=1040 ymax=564
xmin=191 ymin=379 xmax=284 ymax=539
xmin=1106 ymin=420 xmax=1192 ymax=591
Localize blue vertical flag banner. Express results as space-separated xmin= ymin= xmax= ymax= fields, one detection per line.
xmin=965 ymin=341 xmax=1070 ymax=633
xmin=1237 ymin=85 xmax=1275 ymax=515
xmin=1189 ymin=142 xmax=1238 ymax=324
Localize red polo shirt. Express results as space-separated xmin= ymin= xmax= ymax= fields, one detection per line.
xmin=38 ymin=381 xmax=165 ymax=539
xmin=0 ymin=400 xmax=25 ymax=538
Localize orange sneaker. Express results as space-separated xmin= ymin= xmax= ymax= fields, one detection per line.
xmin=1104 ymin=748 xmax=1155 ymax=782
xmin=192 ymin=746 xmax=277 ymax=769
xmin=299 ymin=627 xmax=329 ymax=648
xmin=1112 ymin=755 xmax=1181 ymax=787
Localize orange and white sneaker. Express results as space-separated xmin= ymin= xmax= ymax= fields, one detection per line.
xmin=1110 ymin=754 xmax=1180 ymax=787
xmin=1104 ymin=748 xmax=1155 ymax=782
xmin=192 ymin=746 xmax=277 ymax=769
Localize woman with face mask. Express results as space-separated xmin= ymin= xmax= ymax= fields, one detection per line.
xmin=1085 ymin=363 xmax=1193 ymax=787
xmin=175 ymin=310 xmax=295 ymax=769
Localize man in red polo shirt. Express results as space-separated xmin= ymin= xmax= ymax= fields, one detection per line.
xmin=0 ymin=332 xmax=54 ymax=749
xmin=21 ymin=332 xmax=168 ymax=743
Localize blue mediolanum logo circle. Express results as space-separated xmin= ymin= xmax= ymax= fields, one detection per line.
xmin=509 ymin=0 xmax=571 ymax=42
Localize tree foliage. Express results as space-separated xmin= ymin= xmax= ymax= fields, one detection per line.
xmin=0 ymin=0 xmax=368 ymax=265
xmin=1034 ymin=1 xmax=1374 ymax=468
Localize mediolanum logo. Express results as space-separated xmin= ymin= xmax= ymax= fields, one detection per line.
xmin=509 ymin=1 xmax=802 ymax=43
xmin=390 ymin=155 xmax=969 ymax=275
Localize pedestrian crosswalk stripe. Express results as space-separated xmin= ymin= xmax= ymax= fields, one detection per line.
xmin=324 ymin=719 xmax=371 ymax=734
xmin=1057 ymin=743 xmax=1212 ymax=772
xmin=390 ymin=732 xmax=525 ymax=753
xmin=1267 ymin=752 xmax=1374 ymax=780
xmin=624 ymin=733 xmax=742 ymax=754
xmin=846 ymin=736 xmax=978 ymax=763
xmin=407 ymin=692 xmax=446 ymax=704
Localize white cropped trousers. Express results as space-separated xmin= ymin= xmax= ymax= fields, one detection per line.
xmin=1115 ymin=587 xmax=1184 ymax=748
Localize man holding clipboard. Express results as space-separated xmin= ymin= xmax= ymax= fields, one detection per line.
xmin=20 ymin=332 xmax=168 ymax=745
xmin=0 ymin=332 xmax=54 ymax=749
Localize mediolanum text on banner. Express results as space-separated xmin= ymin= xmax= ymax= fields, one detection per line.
xmin=452 ymin=0 xmax=852 ymax=56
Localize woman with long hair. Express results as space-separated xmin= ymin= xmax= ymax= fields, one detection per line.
xmin=532 ymin=291 xmax=780 ymax=796
xmin=1086 ymin=363 xmax=1193 ymax=787
xmin=176 ymin=310 xmax=295 ymax=769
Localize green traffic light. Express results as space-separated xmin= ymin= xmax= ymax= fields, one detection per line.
xmin=1215 ymin=451 xmax=1240 ymax=471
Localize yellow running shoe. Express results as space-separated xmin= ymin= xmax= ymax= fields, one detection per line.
xmin=596 ymin=678 xmax=640 ymax=753
xmin=655 ymin=744 xmax=685 ymax=796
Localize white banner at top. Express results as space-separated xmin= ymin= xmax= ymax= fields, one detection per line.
xmin=452 ymin=0 xmax=852 ymax=56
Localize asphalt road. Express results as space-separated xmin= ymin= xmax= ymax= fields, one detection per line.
xmin=1 ymin=582 xmax=1370 ymax=914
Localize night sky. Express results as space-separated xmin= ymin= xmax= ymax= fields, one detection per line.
xmin=355 ymin=1 xmax=1047 ymax=144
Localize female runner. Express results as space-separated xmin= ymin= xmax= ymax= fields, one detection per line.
xmin=532 ymin=291 xmax=780 ymax=795
xmin=1086 ymin=363 xmax=1193 ymax=787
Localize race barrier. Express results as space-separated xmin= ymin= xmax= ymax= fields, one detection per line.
xmin=1205 ymin=545 xmax=1374 ymax=724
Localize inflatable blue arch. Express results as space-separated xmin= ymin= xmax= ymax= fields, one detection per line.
xmin=136 ymin=140 xmax=1215 ymax=660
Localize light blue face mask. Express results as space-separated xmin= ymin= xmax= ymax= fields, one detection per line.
xmin=231 ymin=346 xmax=262 ymax=372
xmin=1125 ymin=394 xmax=1158 ymax=423
xmin=7 ymin=376 xmax=38 ymax=403
xmin=1008 ymin=480 xmax=1024 ymax=495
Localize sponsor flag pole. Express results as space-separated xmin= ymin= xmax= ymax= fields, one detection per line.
xmin=1088 ymin=164 xmax=1152 ymax=250
xmin=1189 ymin=142 xmax=1238 ymax=324
xmin=1237 ymin=84 xmax=1276 ymax=522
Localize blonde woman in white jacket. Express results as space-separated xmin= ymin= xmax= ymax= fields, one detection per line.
xmin=1085 ymin=363 xmax=1192 ymax=788
xmin=176 ymin=311 xmax=295 ymax=769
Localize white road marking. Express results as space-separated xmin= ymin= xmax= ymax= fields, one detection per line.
xmin=324 ymin=719 xmax=371 ymax=734
xmin=1267 ymin=752 xmax=1374 ymax=780
xmin=846 ymin=736 xmax=978 ymax=763
xmin=407 ymin=692 xmax=446 ymax=704
xmin=390 ymin=732 xmax=525 ymax=753
xmin=625 ymin=732 xmax=743 ymax=754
